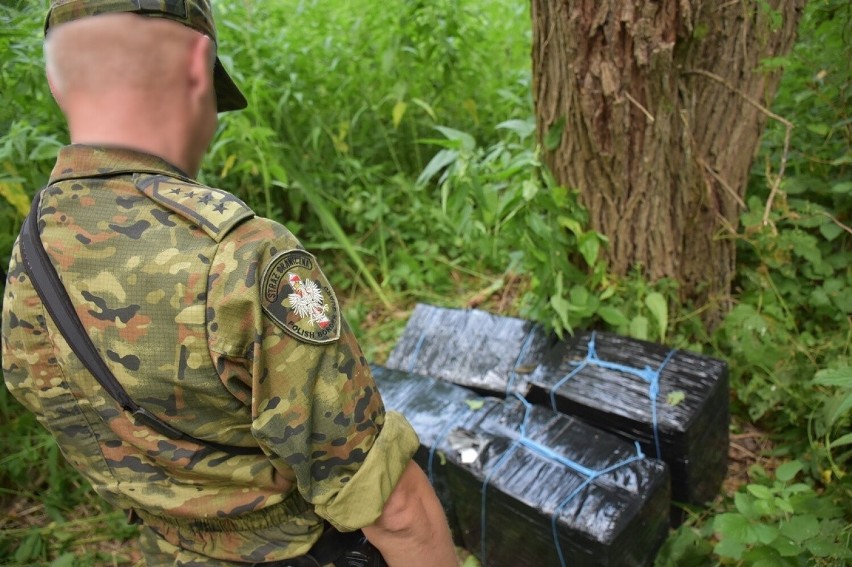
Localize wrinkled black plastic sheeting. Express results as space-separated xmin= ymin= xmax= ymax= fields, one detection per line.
xmin=525 ymin=331 xmax=729 ymax=506
xmin=372 ymin=366 xmax=671 ymax=567
xmin=384 ymin=304 xmax=729 ymax=506
xmin=384 ymin=304 xmax=549 ymax=396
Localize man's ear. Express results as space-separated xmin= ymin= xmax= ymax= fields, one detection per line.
xmin=187 ymin=33 xmax=215 ymax=103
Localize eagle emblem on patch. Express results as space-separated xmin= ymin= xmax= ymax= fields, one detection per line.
xmin=261 ymin=250 xmax=341 ymax=344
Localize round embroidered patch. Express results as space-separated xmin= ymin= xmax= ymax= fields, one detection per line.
xmin=261 ymin=249 xmax=341 ymax=344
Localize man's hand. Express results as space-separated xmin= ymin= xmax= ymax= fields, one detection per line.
xmin=362 ymin=460 xmax=458 ymax=567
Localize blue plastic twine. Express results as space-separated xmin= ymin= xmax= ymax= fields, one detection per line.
xmin=406 ymin=330 xmax=428 ymax=373
xmin=476 ymin=394 xmax=645 ymax=567
xmin=548 ymin=331 xmax=677 ymax=459
xmin=407 ymin=322 xmax=654 ymax=566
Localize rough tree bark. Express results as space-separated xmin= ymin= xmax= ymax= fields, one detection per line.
xmin=531 ymin=0 xmax=806 ymax=325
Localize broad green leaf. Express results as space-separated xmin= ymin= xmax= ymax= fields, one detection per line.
xmin=496 ymin=119 xmax=536 ymax=140
xmin=558 ymin=216 xmax=583 ymax=236
xmin=434 ymin=126 xmax=476 ymax=152
xmin=652 ymin=525 xmax=713 ymax=567
xmin=14 ymin=532 xmax=44 ymax=562
xmin=50 ymin=554 xmax=76 ymax=567
xmin=775 ymin=496 xmax=795 ymax=514
xmin=569 ymin=285 xmax=591 ymax=306
xmin=734 ymin=492 xmax=757 ymax=519
xmin=806 ymin=537 xmax=851 ymax=558
xmin=578 ymin=232 xmax=600 ymax=266
xmin=644 ymin=292 xmax=668 ymax=341
xmin=752 ymin=523 xmax=779 ymax=545
xmin=779 ymin=514 xmax=819 ymax=543
xmin=630 ymin=315 xmax=649 ymax=341
xmin=746 ymin=550 xmax=784 ymax=567
xmin=822 ymin=390 xmax=852 ymax=429
xmin=830 ymin=181 xmax=852 ymax=195
xmin=550 ymin=293 xmax=573 ymax=333
xmin=819 ymin=222 xmax=843 ymax=241
xmin=713 ymin=539 xmax=745 ymax=560
xmin=521 ymin=180 xmax=539 ymax=201
xmin=416 ymin=149 xmax=458 ymax=186
xmin=771 ymin=535 xmax=802 ymax=557
xmin=392 ymin=101 xmax=407 ymax=128
xmin=598 ymin=306 xmax=630 ymax=327
xmin=806 ymin=123 xmax=830 ymax=136
xmin=747 ymin=484 xmax=774 ymax=500
xmin=775 ymin=460 xmax=803 ymax=482
xmin=544 ymin=116 xmax=565 ymax=150
xmin=813 ymin=367 xmax=852 ymax=387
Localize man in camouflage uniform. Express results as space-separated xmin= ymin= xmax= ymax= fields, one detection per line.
xmin=1 ymin=2 xmax=457 ymax=566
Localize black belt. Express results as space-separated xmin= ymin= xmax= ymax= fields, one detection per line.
xmin=253 ymin=523 xmax=384 ymax=567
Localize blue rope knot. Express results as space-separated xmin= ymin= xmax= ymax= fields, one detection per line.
xmin=548 ymin=331 xmax=677 ymax=460
xmin=479 ymin=394 xmax=645 ymax=567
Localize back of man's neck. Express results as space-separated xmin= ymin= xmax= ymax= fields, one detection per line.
xmin=64 ymin=95 xmax=198 ymax=176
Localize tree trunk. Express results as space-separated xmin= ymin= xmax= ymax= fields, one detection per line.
xmin=531 ymin=0 xmax=805 ymax=326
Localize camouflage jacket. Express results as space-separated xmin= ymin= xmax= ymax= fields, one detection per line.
xmin=2 ymin=145 xmax=419 ymax=565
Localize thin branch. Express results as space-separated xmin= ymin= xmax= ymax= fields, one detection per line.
xmin=684 ymin=68 xmax=792 ymax=128
xmin=698 ymin=157 xmax=746 ymax=209
xmin=820 ymin=210 xmax=852 ymax=236
xmin=763 ymin=124 xmax=792 ymax=229
xmin=684 ymin=68 xmax=795 ymax=229
xmin=624 ymin=91 xmax=655 ymax=123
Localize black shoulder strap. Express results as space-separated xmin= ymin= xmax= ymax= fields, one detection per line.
xmin=19 ymin=188 xmax=262 ymax=456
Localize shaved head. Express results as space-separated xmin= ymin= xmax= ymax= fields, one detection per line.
xmin=45 ymin=13 xmax=208 ymax=100
xmin=44 ymin=13 xmax=219 ymax=176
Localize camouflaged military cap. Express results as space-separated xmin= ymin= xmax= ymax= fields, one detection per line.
xmin=45 ymin=0 xmax=247 ymax=112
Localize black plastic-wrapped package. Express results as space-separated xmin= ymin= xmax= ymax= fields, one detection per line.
xmin=524 ymin=331 xmax=729 ymax=506
xmin=384 ymin=303 xmax=548 ymax=396
xmin=385 ymin=304 xmax=729 ymax=506
xmin=372 ymin=366 xmax=671 ymax=567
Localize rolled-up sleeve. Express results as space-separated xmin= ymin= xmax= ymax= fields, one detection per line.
xmin=313 ymin=410 xmax=419 ymax=530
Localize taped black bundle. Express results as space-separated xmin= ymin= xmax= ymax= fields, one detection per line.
xmin=384 ymin=303 xmax=549 ymax=396
xmin=524 ymin=330 xmax=729 ymax=506
xmin=372 ymin=366 xmax=671 ymax=567
xmin=385 ymin=304 xmax=729 ymax=506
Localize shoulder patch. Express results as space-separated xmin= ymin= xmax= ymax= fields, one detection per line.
xmin=261 ymin=249 xmax=341 ymax=345
xmin=133 ymin=174 xmax=254 ymax=241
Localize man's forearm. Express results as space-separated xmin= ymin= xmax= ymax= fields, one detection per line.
xmin=362 ymin=461 xmax=457 ymax=567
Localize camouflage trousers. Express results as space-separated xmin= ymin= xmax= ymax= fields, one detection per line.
xmin=139 ymin=528 xmax=334 ymax=567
